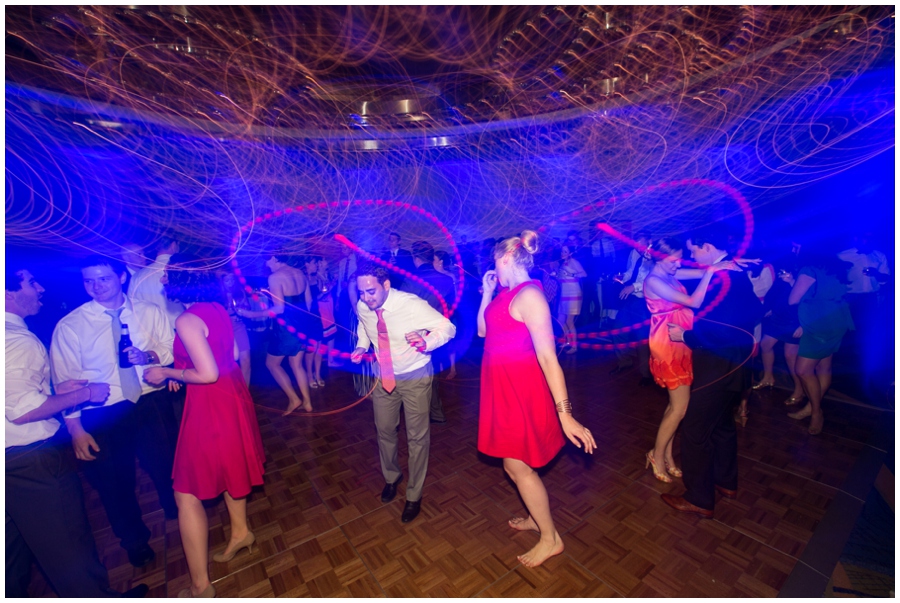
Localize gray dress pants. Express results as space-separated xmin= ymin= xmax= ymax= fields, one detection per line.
xmin=372 ymin=362 xmax=433 ymax=502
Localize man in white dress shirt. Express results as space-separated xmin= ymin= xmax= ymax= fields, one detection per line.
xmin=50 ymin=256 xmax=178 ymax=568
xmin=351 ymin=263 xmax=456 ymax=524
xmin=129 ymin=232 xmax=185 ymax=329
xmin=609 ymin=232 xmax=653 ymax=385
xmin=5 ymin=265 xmax=148 ymax=597
xmin=837 ymin=232 xmax=892 ymax=400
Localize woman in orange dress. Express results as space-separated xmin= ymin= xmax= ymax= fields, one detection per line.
xmin=642 ymin=238 xmax=739 ymax=482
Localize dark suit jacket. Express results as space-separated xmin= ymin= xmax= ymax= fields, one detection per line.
xmin=403 ymin=264 xmax=456 ymax=314
xmin=381 ymin=248 xmax=414 ymax=287
xmin=682 ymin=262 xmax=764 ymax=393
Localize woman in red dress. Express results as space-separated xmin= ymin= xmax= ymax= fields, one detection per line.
xmin=642 ymin=238 xmax=738 ymax=483
xmin=143 ymin=257 xmax=265 ymax=598
xmin=477 ymin=231 xmax=595 ymax=568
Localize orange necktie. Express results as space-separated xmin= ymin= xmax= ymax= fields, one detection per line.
xmin=374 ymin=308 xmax=396 ymax=393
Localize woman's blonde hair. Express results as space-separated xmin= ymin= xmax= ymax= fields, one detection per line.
xmin=493 ymin=230 xmax=540 ymax=269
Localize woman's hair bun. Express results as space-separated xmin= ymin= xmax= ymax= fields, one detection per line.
xmin=520 ymin=230 xmax=540 ymax=255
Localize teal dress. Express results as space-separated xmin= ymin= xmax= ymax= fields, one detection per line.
xmin=797 ymin=266 xmax=854 ymax=359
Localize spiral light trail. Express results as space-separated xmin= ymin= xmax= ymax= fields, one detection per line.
xmin=5 ymin=6 xmax=894 ymax=264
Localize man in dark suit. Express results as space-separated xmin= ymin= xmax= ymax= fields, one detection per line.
xmin=381 ymin=232 xmax=415 ymax=289
xmin=661 ymin=227 xmax=762 ymax=518
xmin=403 ymin=241 xmax=456 ymax=423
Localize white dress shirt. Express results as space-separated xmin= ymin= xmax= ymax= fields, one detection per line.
xmin=6 ymin=312 xmax=60 ymax=448
xmin=129 ymin=254 xmax=185 ymax=329
xmin=838 ymin=247 xmax=890 ymax=294
xmin=622 ymin=249 xmax=653 ymax=298
xmin=50 ymin=298 xmax=175 ymax=418
xmin=356 ymin=289 xmax=456 ymax=376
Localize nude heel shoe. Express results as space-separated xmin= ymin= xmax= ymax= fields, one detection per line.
xmin=645 ymin=451 xmax=673 ymax=483
xmin=212 ymin=532 xmax=255 ymax=563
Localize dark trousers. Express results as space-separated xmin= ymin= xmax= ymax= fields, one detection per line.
xmin=612 ymin=295 xmax=651 ymax=378
xmin=845 ymin=292 xmax=891 ymax=400
xmin=79 ymin=392 xmax=176 ymax=553
xmin=680 ymin=386 xmax=740 ymax=511
xmin=429 ymin=349 xmax=448 ymax=422
xmin=6 ymin=438 xmax=112 ymax=598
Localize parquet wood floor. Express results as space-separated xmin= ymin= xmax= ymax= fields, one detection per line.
xmin=26 ymin=349 xmax=886 ymax=597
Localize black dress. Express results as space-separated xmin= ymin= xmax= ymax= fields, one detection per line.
xmin=267 ymin=293 xmax=323 ymax=356
xmin=762 ymin=280 xmax=800 ymax=344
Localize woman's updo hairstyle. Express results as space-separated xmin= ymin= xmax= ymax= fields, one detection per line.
xmin=654 ymin=236 xmax=683 ymax=258
xmin=493 ymin=230 xmax=541 ymax=270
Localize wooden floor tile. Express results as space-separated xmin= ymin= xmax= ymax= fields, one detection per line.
xmin=24 ymin=350 xmax=885 ymax=597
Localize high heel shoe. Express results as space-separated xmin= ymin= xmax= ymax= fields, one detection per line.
xmin=178 ymin=584 xmax=216 ymax=598
xmin=751 ymin=380 xmax=775 ymax=390
xmin=212 ymin=532 xmax=255 ymax=563
xmin=784 ymin=395 xmax=805 ymax=406
xmin=645 ymin=451 xmax=673 ymax=483
xmin=665 ymin=459 xmax=683 ymax=478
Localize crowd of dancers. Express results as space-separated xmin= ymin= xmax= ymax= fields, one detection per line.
xmin=5 ymin=224 xmax=891 ymax=597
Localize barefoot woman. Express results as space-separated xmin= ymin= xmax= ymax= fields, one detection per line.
xmin=477 ymin=231 xmax=596 ymax=568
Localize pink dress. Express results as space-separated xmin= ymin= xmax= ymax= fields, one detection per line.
xmin=479 ymin=281 xmax=566 ymax=468
xmin=646 ymin=281 xmax=694 ymax=390
xmin=172 ymin=302 xmax=266 ymax=499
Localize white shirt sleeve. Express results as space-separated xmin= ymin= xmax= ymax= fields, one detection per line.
xmin=414 ymin=298 xmax=457 ymax=352
xmin=5 ymin=336 xmax=49 ymax=422
xmin=140 ymin=303 xmax=174 ymax=366
xmin=49 ymin=322 xmax=87 ymax=419
xmin=356 ymin=301 xmax=372 ymax=351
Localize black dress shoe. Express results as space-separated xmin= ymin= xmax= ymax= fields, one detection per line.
xmin=401 ymin=499 xmax=421 ymax=523
xmin=127 ymin=544 xmax=155 ymax=568
xmin=121 ymin=583 xmax=150 ymax=598
xmin=430 ymin=417 xmax=447 ymax=424
xmin=381 ymin=474 xmax=403 ymax=503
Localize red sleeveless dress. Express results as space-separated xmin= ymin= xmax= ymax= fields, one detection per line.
xmin=479 ymin=280 xmax=565 ymax=468
xmin=172 ymin=302 xmax=266 ymax=500
xmin=646 ymin=280 xmax=694 ymax=390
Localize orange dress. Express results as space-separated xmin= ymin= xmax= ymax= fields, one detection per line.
xmin=646 ymin=280 xmax=694 ymax=390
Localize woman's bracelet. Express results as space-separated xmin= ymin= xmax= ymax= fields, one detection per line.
xmin=181 ymin=369 xmax=186 ymax=382
xmin=555 ymin=399 xmax=572 ymax=414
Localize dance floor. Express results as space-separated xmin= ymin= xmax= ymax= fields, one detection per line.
xmin=28 ymin=349 xmax=888 ymax=598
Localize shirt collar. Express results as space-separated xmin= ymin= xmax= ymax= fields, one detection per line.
xmin=380 ymin=289 xmax=398 ymax=312
xmin=87 ymin=296 xmax=133 ymax=316
xmin=714 ymin=251 xmax=728 ymax=264
xmin=5 ymin=311 xmax=28 ymax=329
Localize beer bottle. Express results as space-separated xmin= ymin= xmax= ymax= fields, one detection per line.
xmin=119 ymin=323 xmax=134 ymax=368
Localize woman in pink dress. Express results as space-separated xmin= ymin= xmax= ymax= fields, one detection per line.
xmin=478 ymin=231 xmax=595 ymax=568
xmin=143 ymin=257 xmax=265 ymax=598
xmin=642 ymin=238 xmax=739 ymax=483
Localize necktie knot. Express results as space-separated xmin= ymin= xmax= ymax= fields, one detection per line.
xmin=105 ymin=308 xmax=123 ymax=319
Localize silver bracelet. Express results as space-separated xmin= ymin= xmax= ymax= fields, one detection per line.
xmin=181 ymin=369 xmax=186 ymax=382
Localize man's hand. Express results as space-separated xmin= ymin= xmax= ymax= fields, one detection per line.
xmin=667 ymin=323 xmax=686 ymax=342
xmin=72 ymin=430 xmax=100 ymax=461
xmin=86 ymin=383 xmax=111 ymax=403
xmin=405 ymin=331 xmax=427 ymax=353
xmin=350 ymin=347 xmax=366 ymax=364
xmin=55 ymin=379 xmax=88 ymax=394
xmin=142 ymin=366 xmax=167 ymax=386
xmin=619 ymin=284 xmax=635 ymax=299
xmin=123 ymin=346 xmax=149 ymax=366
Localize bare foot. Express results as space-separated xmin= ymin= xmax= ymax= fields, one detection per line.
xmin=787 ymin=403 xmax=812 ymax=420
xmin=283 ymin=398 xmax=302 ymax=416
xmin=302 ymin=398 xmax=313 ymax=413
xmin=446 ymin=369 xmax=457 ymax=380
xmin=508 ymin=516 xmax=540 ymax=533
xmin=808 ymin=412 xmax=824 ymax=435
xmin=517 ymin=533 xmax=564 ymax=568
